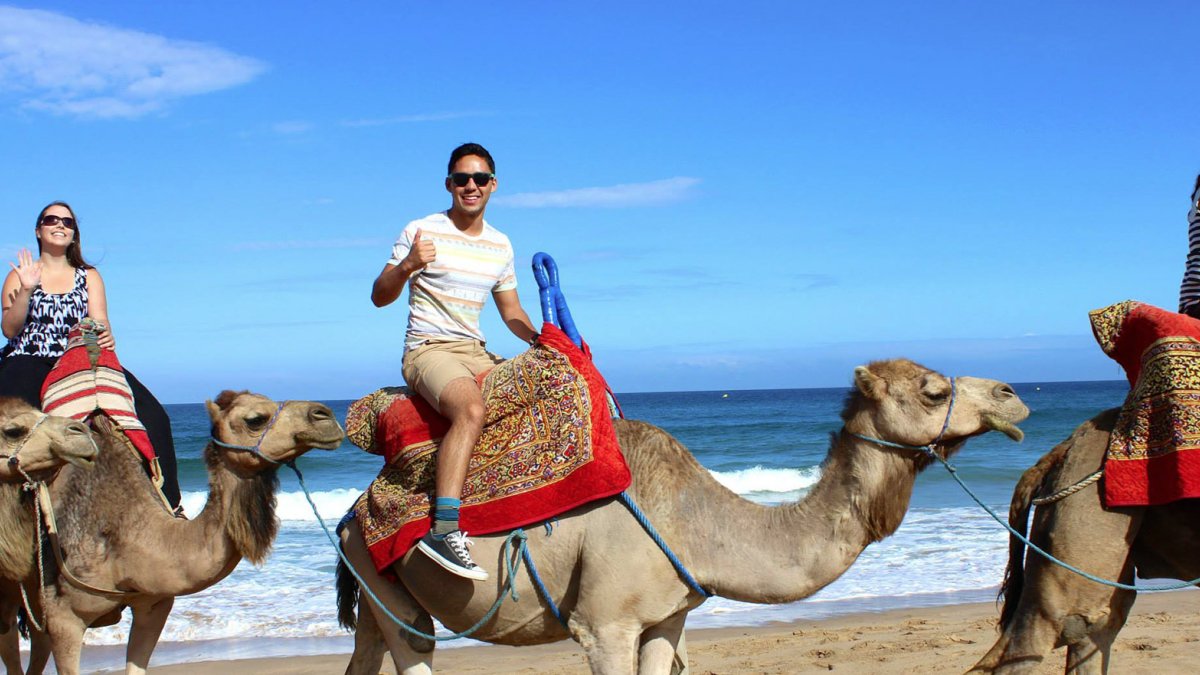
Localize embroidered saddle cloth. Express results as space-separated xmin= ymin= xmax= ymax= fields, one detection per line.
xmin=348 ymin=324 xmax=631 ymax=573
xmin=1090 ymin=300 xmax=1200 ymax=506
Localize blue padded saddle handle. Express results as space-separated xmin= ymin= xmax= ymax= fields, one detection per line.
xmin=532 ymin=252 xmax=582 ymax=349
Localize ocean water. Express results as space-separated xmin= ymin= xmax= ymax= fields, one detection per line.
xmin=46 ymin=380 xmax=1137 ymax=671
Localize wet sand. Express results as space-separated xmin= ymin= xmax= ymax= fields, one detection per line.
xmin=129 ymin=590 xmax=1200 ymax=674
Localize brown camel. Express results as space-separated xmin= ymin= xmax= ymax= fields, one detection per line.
xmin=18 ymin=391 xmax=343 ymax=675
xmin=337 ymin=359 xmax=1030 ymax=674
xmin=969 ymin=409 xmax=1200 ymax=674
xmin=0 ymin=398 xmax=98 ymax=675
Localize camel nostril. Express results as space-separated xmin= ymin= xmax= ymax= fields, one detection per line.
xmin=66 ymin=422 xmax=90 ymax=436
xmin=994 ymin=384 xmax=1016 ymax=399
xmin=309 ymin=406 xmax=333 ymax=422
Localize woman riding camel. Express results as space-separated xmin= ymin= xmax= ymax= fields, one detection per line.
xmin=0 ymin=201 xmax=181 ymax=509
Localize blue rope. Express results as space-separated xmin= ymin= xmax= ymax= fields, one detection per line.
xmin=618 ymin=492 xmax=712 ymax=598
xmin=850 ymin=431 xmax=1200 ymax=592
xmin=925 ymin=449 xmax=1200 ymax=592
xmin=521 ymin=546 xmax=569 ymax=628
xmin=288 ymin=460 xmax=537 ymax=640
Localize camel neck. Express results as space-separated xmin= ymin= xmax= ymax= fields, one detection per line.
xmin=679 ymin=432 xmax=919 ymax=604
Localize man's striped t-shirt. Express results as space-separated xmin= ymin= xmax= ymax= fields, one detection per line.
xmin=1180 ymin=184 xmax=1200 ymax=314
xmin=388 ymin=212 xmax=517 ymax=352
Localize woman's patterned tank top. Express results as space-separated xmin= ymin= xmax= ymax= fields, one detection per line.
xmin=2 ymin=267 xmax=89 ymax=359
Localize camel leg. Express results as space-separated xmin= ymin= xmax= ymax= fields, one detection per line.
xmin=673 ymin=631 xmax=689 ymax=675
xmin=125 ymin=597 xmax=173 ymax=675
xmin=0 ymin=625 xmax=19 ymax=675
xmin=360 ymin=592 xmax=434 ymax=675
xmin=344 ymin=592 xmax=387 ymax=675
xmin=44 ymin=610 xmax=87 ymax=675
xmin=25 ymin=628 xmax=51 ymax=675
xmin=340 ymin=522 xmax=432 ymax=675
xmin=1063 ymin=586 xmax=1136 ymax=675
xmin=637 ymin=612 xmax=686 ymax=675
xmin=577 ymin=624 xmax=639 ymax=675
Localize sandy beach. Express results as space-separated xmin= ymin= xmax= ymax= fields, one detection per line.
xmin=124 ymin=590 xmax=1200 ymax=674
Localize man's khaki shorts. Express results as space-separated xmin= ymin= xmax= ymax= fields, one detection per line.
xmin=402 ymin=340 xmax=504 ymax=413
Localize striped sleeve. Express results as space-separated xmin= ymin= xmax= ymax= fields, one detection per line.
xmin=387 ymin=223 xmax=418 ymax=267
xmin=1180 ymin=187 xmax=1200 ymax=313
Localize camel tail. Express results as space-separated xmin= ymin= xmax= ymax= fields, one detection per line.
xmin=336 ymin=557 xmax=360 ymax=631
xmin=998 ymin=438 xmax=1072 ymax=629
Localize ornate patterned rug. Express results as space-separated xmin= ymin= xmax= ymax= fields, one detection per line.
xmin=347 ymin=324 xmax=631 ymax=573
xmin=1090 ymin=300 xmax=1200 ymax=506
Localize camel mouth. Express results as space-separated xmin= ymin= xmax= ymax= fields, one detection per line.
xmin=982 ymin=413 xmax=1024 ymax=442
xmin=63 ymin=453 xmax=96 ymax=469
xmin=298 ymin=432 xmax=345 ymax=451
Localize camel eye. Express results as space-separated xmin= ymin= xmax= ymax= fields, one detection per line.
xmin=2 ymin=425 xmax=26 ymax=440
xmin=244 ymin=414 xmax=269 ymax=430
xmin=922 ymin=384 xmax=950 ymax=403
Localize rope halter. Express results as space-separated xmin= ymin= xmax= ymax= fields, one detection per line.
xmin=210 ymin=402 xmax=288 ymax=467
xmin=843 ymin=376 xmax=958 ymax=460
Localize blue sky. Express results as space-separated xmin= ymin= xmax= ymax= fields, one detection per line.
xmin=1 ymin=2 xmax=1197 ymax=403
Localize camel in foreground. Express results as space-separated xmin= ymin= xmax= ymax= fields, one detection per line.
xmin=338 ymin=359 xmax=1030 ymax=674
xmin=0 ymin=398 xmax=98 ymax=675
xmin=20 ymin=391 xmax=343 ymax=675
xmin=969 ymin=409 xmax=1200 ymax=674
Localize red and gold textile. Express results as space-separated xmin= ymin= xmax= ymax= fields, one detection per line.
xmin=40 ymin=321 xmax=156 ymax=463
xmin=1090 ymin=300 xmax=1200 ymax=506
xmin=348 ymin=323 xmax=631 ymax=573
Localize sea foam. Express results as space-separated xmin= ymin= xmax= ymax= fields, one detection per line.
xmin=709 ymin=465 xmax=821 ymax=501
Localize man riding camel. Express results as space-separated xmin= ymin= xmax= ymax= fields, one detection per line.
xmin=370 ymin=142 xmax=538 ymax=580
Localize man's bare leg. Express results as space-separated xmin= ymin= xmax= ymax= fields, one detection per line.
xmin=415 ymin=376 xmax=489 ymax=580
xmin=433 ymin=377 xmax=485 ymax=499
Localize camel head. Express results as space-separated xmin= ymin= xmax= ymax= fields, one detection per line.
xmin=0 ymin=397 xmax=97 ymax=481
xmin=844 ymin=359 xmax=1029 ymax=462
xmin=206 ymin=391 xmax=345 ymax=474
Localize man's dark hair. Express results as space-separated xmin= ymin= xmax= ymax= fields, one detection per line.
xmin=448 ymin=143 xmax=495 ymax=175
xmin=1194 ymin=173 xmax=1199 ymax=196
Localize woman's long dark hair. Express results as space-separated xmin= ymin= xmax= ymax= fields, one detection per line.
xmin=35 ymin=201 xmax=92 ymax=270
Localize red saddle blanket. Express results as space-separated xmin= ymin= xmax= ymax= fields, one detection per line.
xmin=347 ymin=324 xmax=631 ymax=573
xmin=40 ymin=321 xmax=156 ymax=463
xmin=1090 ymin=300 xmax=1200 ymax=506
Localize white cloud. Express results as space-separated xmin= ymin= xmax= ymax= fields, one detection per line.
xmin=340 ymin=111 xmax=488 ymax=127
xmin=271 ymin=120 xmax=314 ymax=134
xmin=0 ymin=6 xmax=267 ymax=119
xmin=494 ymin=177 xmax=701 ymax=208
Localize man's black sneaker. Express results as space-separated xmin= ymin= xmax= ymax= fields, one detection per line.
xmin=416 ymin=530 xmax=488 ymax=580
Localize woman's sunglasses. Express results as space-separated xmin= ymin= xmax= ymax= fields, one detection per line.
xmin=448 ymin=172 xmax=494 ymax=188
xmin=40 ymin=215 xmax=77 ymax=229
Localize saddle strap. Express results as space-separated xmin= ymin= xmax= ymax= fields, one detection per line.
xmin=37 ymin=485 xmax=136 ymax=599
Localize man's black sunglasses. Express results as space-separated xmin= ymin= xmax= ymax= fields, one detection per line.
xmin=448 ymin=172 xmax=494 ymax=188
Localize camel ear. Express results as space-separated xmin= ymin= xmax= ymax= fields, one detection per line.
xmin=854 ymin=366 xmax=886 ymax=400
xmin=213 ymin=389 xmax=244 ymax=410
xmin=205 ymin=399 xmax=221 ymax=421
